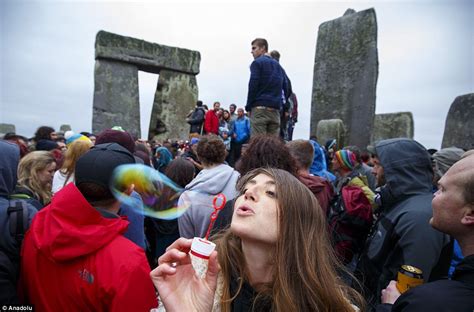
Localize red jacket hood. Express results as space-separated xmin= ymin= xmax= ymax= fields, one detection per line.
xmin=29 ymin=183 xmax=129 ymax=262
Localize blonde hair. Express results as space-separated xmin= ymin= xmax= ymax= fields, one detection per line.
xmin=214 ymin=168 xmax=364 ymax=311
xmin=17 ymin=151 xmax=56 ymax=204
xmin=60 ymin=139 xmax=92 ymax=186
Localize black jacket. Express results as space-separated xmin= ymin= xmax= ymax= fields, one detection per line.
xmin=354 ymin=138 xmax=451 ymax=309
xmin=187 ymin=107 xmax=205 ymax=134
xmin=376 ymin=255 xmax=474 ymax=312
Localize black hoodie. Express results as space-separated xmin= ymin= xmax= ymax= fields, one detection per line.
xmin=0 ymin=140 xmax=37 ymax=304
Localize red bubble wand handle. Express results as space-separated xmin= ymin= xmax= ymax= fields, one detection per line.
xmin=204 ymin=193 xmax=227 ymax=240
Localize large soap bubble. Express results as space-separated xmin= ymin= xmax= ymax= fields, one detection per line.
xmin=111 ymin=164 xmax=191 ymax=220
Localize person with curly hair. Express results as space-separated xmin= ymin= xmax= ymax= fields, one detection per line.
xmin=178 ymin=135 xmax=240 ymax=238
xmin=235 ymin=134 xmax=298 ymax=176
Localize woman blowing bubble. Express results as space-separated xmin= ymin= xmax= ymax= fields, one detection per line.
xmin=151 ymin=168 xmax=363 ymax=311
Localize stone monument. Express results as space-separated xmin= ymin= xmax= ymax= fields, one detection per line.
xmin=0 ymin=123 xmax=15 ymax=137
xmin=316 ymin=119 xmax=346 ymax=150
xmin=441 ymin=93 xmax=474 ymax=150
xmin=93 ymin=30 xmax=200 ymax=140
xmin=371 ymin=112 xmax=414 ymax=143
xmin=310 ymin=8 xmax=378 ymax=149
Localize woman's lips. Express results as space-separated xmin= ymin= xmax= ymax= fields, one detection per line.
xmin=236 ymin=205 xmax=255 ymax=215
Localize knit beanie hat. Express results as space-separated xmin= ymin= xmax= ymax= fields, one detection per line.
xmin=334 ymin=149 xmax=356 ymax=171
xmin=65 ymin=131 xmax=91 ymax=146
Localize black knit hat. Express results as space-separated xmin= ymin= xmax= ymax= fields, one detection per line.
xmin=75 ymin=143 xmax=135 ymax=192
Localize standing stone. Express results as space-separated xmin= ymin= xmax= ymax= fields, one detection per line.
xmin=92 ymin=59 xmax=140 ymax=139
xmin=310 ymin=8 xmax=378 ymax=149
xmin=442 ymin=93 xmax=474 ymax=150
xmin=149 ymin=70 xmax=198 ymax=141
xmin=60 ymin=124 xmax=72 ymax=132
xmin=0 ymin=123 xmax=15 ymax=137
xmin=371 ymin=112 xmax=414 ymax=143
xmin=316 ymin=119 xmax=346 ymax=150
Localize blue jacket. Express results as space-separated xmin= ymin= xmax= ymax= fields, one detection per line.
xmin=246 ymin=55 xmax=287 ymax=111
xmin=232 ymin=116 xmax=251 ymax=143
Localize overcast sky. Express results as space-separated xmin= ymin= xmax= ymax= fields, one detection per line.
xmin=1 ymin=0 xmax=472 ymax=149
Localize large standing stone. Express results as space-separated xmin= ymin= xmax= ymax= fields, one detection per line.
xmin=149 ymin=70 xmax=198 ymax=141
xmin=92 ymin=59 xmax=140 ymax=138
xmin=371 ymin=112 xmax=414 ymax=143
xmin=92 ymin=30 xmax=200 ymax=139
xmin=0 ymin=123 xmax=15 ymax=137
xmin=60 ymin=124 xmax=72 ymax=132
xmin=316 ymin=119 xmax=346 ymax=150
xmin=442 ymin=94 xmax=474 ymax=150
xmin=310 ymin=8 xmax=378 ymax=149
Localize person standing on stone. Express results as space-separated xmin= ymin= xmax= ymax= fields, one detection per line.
xmin=204 ymin=101 xmax=220 ymax=135
xmin=186 ymin=100 xmax=206 ymax=135
xmin=269 ymin=49 xmax=293 ymax=141
xmin=245 ymin=39 xmax=288 ymax=136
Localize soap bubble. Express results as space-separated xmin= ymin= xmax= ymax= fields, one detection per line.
xmin=111 ymin=164 xmax=191 ymax=220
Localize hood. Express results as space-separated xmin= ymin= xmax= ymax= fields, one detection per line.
xmin=375 ymin=138 xmax=433 ymax=199
xmin=298 ymin=173 xmax=328 ymax=195
xmin=28 ymin=183 xmax=129 ymax=262
xmin=185 ymin=164 xmax=237 ymax=194
xmin=0 ymin=141 xmax=20 ymax=196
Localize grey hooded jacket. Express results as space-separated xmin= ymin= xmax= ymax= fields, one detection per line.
xmin=178 ymin=164 xmax=239 ymax=238
xmin=354 ymin=138 xmax=451 ymax=309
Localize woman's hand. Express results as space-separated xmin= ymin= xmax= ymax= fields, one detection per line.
xmin=381 ymin=280 xmax=401 ymax=304
xmin=150 ymin=238 xmax=219 ymax=312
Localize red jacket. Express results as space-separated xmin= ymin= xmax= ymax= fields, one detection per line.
xmin=204 ymin=110 xmax=219 ymax=134
xmin=19 ymin=183 xmax=157 ymax=311
xmin=298 ymin=172 xmax=334 ymax=215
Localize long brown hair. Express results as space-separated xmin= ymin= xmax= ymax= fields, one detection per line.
xmin=17 ymin=151 xmax=56 ymax=204
xmin=214 ymin=168 xmax=364 ymax=311
xmin=60 ymin=139 xmax=92 ymax=185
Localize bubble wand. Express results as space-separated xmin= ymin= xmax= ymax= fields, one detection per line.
xmin=204 ymin=193 xmax=227 ymax=240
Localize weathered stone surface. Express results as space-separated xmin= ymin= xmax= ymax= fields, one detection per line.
xmin=92 ymin=59 xmax=140 ymax=138
xmin=0 ymin=123 xmax=15 ymax=137
xmin=60 ymin=124 xmax=71 ymax=132
xmin=371 ymin=112 xmax=414 ymax=143
xmin=442 ymin=93 xmax=474 ymax=150
xmin=95 ymin=30 xmax=200 ymax=75
xmin=310 ymin=8 xmax=378 ymax=149
xmin=149 ymin=70 xmax=198 ymax=141
xmin=316 ymin=119 xmax=346 ymax=149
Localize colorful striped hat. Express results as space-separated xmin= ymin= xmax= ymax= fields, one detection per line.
xmin=334 ymin=149 xmax=356 ymax=171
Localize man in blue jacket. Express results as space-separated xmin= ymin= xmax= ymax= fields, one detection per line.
xmin=245 ymin=38 xmax=288 ymax=136
xmin=229 ymin=107 xmax=250 ymax=166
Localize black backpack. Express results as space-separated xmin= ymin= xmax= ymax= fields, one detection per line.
xmin=0 ymin=199 xmax=32 ymax=304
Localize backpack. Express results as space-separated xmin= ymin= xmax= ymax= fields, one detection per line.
xmin=327 ymin=178 xmax=373 ymax=264
xmin=0 ymin=199 xmax=33 ymax=304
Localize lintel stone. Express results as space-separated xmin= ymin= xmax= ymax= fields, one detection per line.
xmin=95 ymin=30 xmax=200 ymax=75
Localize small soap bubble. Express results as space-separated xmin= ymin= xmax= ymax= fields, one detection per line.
xmin=111 ymin=164 xmax=191 ymax=220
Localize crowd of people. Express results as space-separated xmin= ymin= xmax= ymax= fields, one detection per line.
xmin=0 ymin=36 xmax=472 ymax=312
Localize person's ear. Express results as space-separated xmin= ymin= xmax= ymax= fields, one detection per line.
xmin=461 ymin=205 xmax=474 ymax=226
